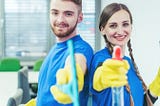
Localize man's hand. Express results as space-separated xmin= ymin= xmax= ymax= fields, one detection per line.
xmin=25 ymin=99 xmax=36 ymax=106
xmin=50 ymin=64 xmax=84 ymax=104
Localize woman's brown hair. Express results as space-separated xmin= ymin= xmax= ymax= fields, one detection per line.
xmin=99 ymin=3 xmax=148 ymax=105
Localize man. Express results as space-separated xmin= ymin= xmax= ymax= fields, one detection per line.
xmin=26 ymin=0 xmax=93 ymax=106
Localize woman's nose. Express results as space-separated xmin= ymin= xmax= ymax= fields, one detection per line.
xmin=117 ymin=26 xmax=124 ymax=35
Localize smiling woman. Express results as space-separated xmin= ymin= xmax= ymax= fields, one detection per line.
xmin=100 ymin=9 xmax=132 ymax=49
xmin=89 ymin=2 xmax=160 ymax=106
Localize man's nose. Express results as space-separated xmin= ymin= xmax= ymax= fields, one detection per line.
xmin=56 ymin=14 xmax=65 ymax=22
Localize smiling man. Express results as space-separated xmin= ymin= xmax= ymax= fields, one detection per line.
xmin=35 ymin=0 xmax=93 ymax=106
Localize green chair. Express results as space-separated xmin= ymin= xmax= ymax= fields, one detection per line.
xmin=33 ymin=58 xmax=43 ymax=71
xmin=0 ymin=57 xmax=21 ymax=71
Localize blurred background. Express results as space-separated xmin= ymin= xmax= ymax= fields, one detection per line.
xmin=0 ymin=0 xmax=159 ymax=105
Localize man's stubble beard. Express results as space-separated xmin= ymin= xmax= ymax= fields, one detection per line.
xmin=51 ymin=20 xmax=78 ymax=38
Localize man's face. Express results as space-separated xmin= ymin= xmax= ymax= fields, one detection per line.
xmin=50 ymin=0 xmax=82 ymax=40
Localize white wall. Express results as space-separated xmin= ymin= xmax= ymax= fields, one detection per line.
xmin=101 ymin=0 xmax=160 ymax=105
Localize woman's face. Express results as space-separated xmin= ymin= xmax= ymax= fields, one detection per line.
xmin=101 ymin=10 xmax=132 ymax=47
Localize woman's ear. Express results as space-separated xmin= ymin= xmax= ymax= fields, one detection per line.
xmin=100 ymin=27 xmax=105 ymax=35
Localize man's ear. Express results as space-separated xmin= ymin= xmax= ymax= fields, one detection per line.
xmin=78 ymin=12 xmax=83 ymax=23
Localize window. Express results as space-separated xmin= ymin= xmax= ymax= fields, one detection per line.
xmin=1 ymin=0 xmax=97 ymax=62
xmin=4 ymin=0 xmax=50 ymax=60
xmin=78 ymin=0 xmax=96 ymax=49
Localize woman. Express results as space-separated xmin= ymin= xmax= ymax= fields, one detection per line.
xmin=89 ymin=3 xmax=159 ymax=106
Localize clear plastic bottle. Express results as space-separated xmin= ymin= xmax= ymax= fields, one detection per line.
xmin=112 ymin=87 xmax=124 ymax=106
xmin=112 ymin=46 xmax=124 ymax=106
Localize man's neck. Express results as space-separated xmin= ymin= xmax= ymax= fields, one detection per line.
xmin=57 ymin=34 xmax=77 ymax=43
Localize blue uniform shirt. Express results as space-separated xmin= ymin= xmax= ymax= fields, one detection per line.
xmin=89 ymin=47 xmax=144 ymax=106
xmin=37 ymin=35 xmax=93 ymax=106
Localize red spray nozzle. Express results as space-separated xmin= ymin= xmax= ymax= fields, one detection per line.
xmin=112 ymin=46 xmax=122 ymax=60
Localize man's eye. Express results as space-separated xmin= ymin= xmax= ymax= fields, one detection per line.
xmin=51 ymin=11 xmax=58 ymax=15
xmin=65 ymin=12 xmax=73 ymax=17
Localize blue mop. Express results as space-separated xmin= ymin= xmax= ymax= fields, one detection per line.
xmin=57 ymin=39 xmax=79 ymax=106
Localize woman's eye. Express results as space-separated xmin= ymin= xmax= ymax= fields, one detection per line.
xmin=123 ymin=23 xmax=129 ymax=27
xmin=109 ymin=24 xmax=117 ymax=29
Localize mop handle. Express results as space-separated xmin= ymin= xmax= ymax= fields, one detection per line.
xmin=67 ymin=39 xmax=79 ymax=106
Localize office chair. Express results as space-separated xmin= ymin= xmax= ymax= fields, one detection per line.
xmin=30 ymin=58 xmax=43 ymax=98
xmin=0 ymin=57 xmax=21 ymax=71
xmin=18 ymin=66 xmax=31 ymax=104
xmin=7 ymin=88 xmax=23 ymax=106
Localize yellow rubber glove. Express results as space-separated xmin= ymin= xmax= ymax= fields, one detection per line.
xmin=93 ymin=59 xmax=130 ymax=91
xmin=149 ymin=67 xmax=160 ymax=96
xmin=50 ymin=64 xmax=84 ymax=104
xmin=24 ymin=99 xmax=36 ymax=106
